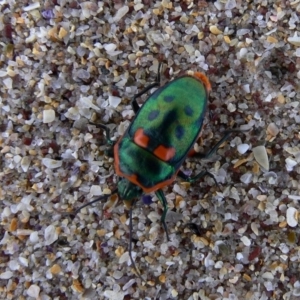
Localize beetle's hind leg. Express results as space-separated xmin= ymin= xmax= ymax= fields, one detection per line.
xmin=177 ymin=168 xmax=219 ymax=187
xmin=131 ymin=63 xmax=162 ymax=114
xmin=179 ymin=129 xmax=249 ymax=185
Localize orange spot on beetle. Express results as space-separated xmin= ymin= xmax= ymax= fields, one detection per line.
xmin=133 ymin=128 xmax=149 ymax=148
xmin=154 ymin=145 xmax=176 ymax=161
xmin=114 ymin=136 xmax=180 ymax=193
xmin=190 ymin=71 xmax=211 ymax=92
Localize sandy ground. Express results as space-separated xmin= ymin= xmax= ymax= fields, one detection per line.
xmin=1 ymin=0 xmax=300 ymax=299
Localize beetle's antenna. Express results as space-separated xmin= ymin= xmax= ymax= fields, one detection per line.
xmin=71 ymin=188 xmax=118 ymax=217
xmin=129 ymin=205 xmax=144 ymax=281
xmin=156 ymin=62 xmax=162 ymax=82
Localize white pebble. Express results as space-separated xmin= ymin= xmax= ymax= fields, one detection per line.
xmin=225 ymin=0 xmax=236 ymax=9
xmin=21 ymin=156 xmax=31 ymax=172
xmin=104 ymin=43 xmax=117 ymax=52
xmin=44 ymin=225 xmax=58 ymax=245
xmin=214 ymin=1 xmax=222 ymax=10
xmin=9 ymin=260 xmax=20 ymax=271
xmin=293 ymin=288 xmax=300 ymax=297
xmin=171 ymin=289 xmax=178 ymax=297
xmin=43 ymin=109 xmax=55 ymax=123
xmin=252 ymin=145 xmax=269 ymax=171
xmin=23 ymin=2 xmax=40 ymax=11
xmin=122 ymin=279 xmax=136 ymax=291
xmin=147 ymin=211 xmax=160 ymax=223
xmin=264 ymin=281 xmax=274 ymax=291
xmin=265 ymin=94 xmax=273 ymax=102
xmin=30 ymin=231 xmax=39 ymax=244
xmin=119 ymin=252 xmax=130 ymax=264
xmin=19 ymin=257 xmax=29 ymax=267
xmin=14 ymin=155 xmax=22 ymax=164
xmin=16 ymin=229 xmax=33 ymax=235
xmin=239 ymin=48 xmax=248 ymax=58
xmin=2 ymin=105 xmax=10 ymax=112
xmin=112 ymin=5 xmax=129 ymax=22
xmin=3 ymin=77 xmax=12 ymax=89
xmin=229 ymin=276 xmax=239 ymax=284
xmin=237 ymin=143 xmax=249 ymax=154
xmin=0 ymin=232 xmax=10 ymax=245
xmin=204 ymin=253 xmax=214 ymax=268
xmin=240 ymin=236 xmax=251 ymax=246
xmin=184 ymin=44 xmax=195 ymax=54
xmin=267 ymin=123 xmax=279 ymax=136
xmin=103 ymin=290 xmax=125 ymax=300
xmin=112 ymin=270 xmax=123 ymax=280
xmin=166 ymin=211 xmax=182 ymax=222
xmin=42 ymin=158 xmax=63 ymax=169
xmin=284 ymin=146 xmax=300 ymax=156
xmin=236 ymin=252 xmax=244 ymax=260
xmin=288 ymin=35 xmax=300 ymax=46
xmin=1 ymin=207 xmax=11 ymax=217
xmin=237 ymin=29 xmax=250 ymax=36
xmin=134 ymin=3 xmax=144 ymax=11
xmin=0 ymin=70 xmax=7 ymax=77
xmin=79 ymin=95 xmax=100 ymax=111
xmin=227 ymin=103 xmax=236 ymax=112
xmin=0 ymin=271 xmax=13 ymax=279
xmin=108 ymin=95 xmax=121 ymax=108
xmin=90 ymin=185 xmax=102 ymax=196
xmin=285 ymin=157 xmax=297 ymax=171
xmin=240 ymin=172 xmax=253 ymax=184
xmin=27 ymin=284 xmax=40 ymax=298
xmin=287 ymin=207 xmax=298 ymax=227
xmin=173 ymin=183 xmax=187 ymax=197
xmin=262 ymin=271 xmax=274 ymax=280
xmin=251 ymin=222 xmax=259 ymax=236
xmin=288 ymin=195 xmax=300 ymax=201
xmin=242 ymin=84 xmax=250 ymax=93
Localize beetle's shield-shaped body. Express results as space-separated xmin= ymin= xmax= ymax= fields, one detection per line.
xmin=114 ymin=72 xmax=211 ymax=193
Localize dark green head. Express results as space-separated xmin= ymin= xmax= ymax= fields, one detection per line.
xmin=117 ymin=179 xmax=143 ymax=201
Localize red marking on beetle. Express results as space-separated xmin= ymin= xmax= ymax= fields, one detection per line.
xmin=114 ymin=141 xmax=179 ymax=193
xmin=133 ymin=128 xmax=149 ymax=148
xmin=193 ymin=72 xmax=211 ymax=92
xmin=153 ymin=145 xmax=176 ymax=161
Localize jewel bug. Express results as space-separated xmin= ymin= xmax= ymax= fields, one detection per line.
xmin=73 ymin=64 xmax=246 ymax=279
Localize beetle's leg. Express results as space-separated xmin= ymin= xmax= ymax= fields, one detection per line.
xmin=128 ymin=205 xmax=144 ymax=281
xmin=179 ymin=129 xmax=249 ymax=185
xmin=155 ymin=189 xmax=170 ymax=241
xmin=178 ymin=169 xmax=219 ymax=187
xmin=97 ymin=123 xmax=115 ymax=157
xmin=69 ymin=188 xmax=118 ymax=217
xmin=193 ymin=129 xmax=249 ymax=159
xmin=131 ymin=63 xmax=162 ymax=114
xmin=98 ymin=123 xmax=114 ymax=146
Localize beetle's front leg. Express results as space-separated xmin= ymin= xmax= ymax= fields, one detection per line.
xmin=155 ymin=189 xmax=170 ymax=241
xmin=130 ymin=63 xmax=162 ymax=114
